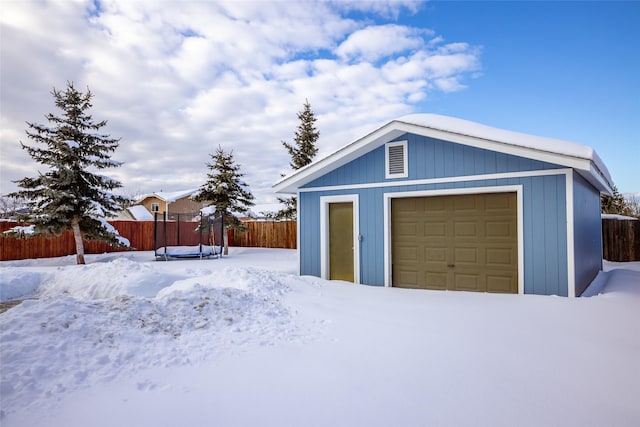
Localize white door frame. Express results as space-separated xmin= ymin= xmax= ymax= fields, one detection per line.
xmin=383 ymin=185 xmax=524 ymax=294
xmin=320 ymin=194 xmax=360 ymax=284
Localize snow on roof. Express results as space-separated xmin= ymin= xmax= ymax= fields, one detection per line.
xmin=127 ymin=205 xmax=154 ymax=221
xmin=274 ymin=113 xmax=613 ymax=194
xmin=396 ymin=114 xmax=612 ymax=186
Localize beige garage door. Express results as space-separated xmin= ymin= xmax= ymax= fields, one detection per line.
xmin=392 ymin=193 xmax=518 ymax=293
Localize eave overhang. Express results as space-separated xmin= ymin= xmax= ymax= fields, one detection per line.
xmin=273 ymin=117 xmax=613 ymax=196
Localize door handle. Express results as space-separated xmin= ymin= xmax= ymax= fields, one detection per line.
xmin=447 ymin=264 xmax=455 ymax=268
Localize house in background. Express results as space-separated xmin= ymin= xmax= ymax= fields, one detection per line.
xmin=135 ymin=189 xmax=206 ymax=218
xmin=274 ymin=114 xmax=613 ymax=297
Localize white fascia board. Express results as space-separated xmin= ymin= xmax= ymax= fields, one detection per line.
xmin=395 ymin=121 xmax=615 ymax=193
xmin=273 ymin=124 xmax=405 ymax=194
xmin=386 ymin=122 xmax=614 ymax=193
xmin=588 ymin=163 xmax=614 ymax=195
xmin=273 ymin=119 xmax=612 ymax=194
xmin=573 ymin=166 xmax=613 ymax=196
xmin=397 ymin=122 xmax=575 ymax=168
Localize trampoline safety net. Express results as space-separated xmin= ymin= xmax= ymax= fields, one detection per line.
xmin=154 ymin=212 xmax=225 ymax=260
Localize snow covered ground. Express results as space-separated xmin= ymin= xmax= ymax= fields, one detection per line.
xmin=1 ymin=248 xmax=639 ymax=427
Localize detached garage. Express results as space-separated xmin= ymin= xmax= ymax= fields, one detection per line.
xmin=274 ymin=114 xmax=613 ymax=297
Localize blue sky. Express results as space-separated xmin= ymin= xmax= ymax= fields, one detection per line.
xmin=409 ymin=1 xmax=639 ymax=194
xmin=1 ymin=1 xmax=638 ymax=211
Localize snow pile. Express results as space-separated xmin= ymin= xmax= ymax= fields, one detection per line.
xmin=1 ymin=249 xmax=639 ymax=427
xmin=36 ymin=258 xmax=182 ymax=299
xmin=0 ymin=268 xmax=42 ymax=300
xmin=0 ymin=256 xmax=303 ymax=422
xmin=603 ymin=269 xmax=640 ymax=297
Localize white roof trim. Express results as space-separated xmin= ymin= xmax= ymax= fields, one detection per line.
xmin=273 ymin=114 xmax=613 ymax=195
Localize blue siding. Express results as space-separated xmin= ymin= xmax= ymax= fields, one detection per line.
xmin=297 ymin=131 xmax=574 ymax=296
xmin=299 ymin=193 xmax=320 ymax=277
xmin=572 ymin=172 xmax=603 ymax=296
xmin=299 ymin=174 xmax=569 ymax=295
xmin=304 ymin=133 xmax=562 ymax=188
xmin=526 ymin=174 xmax=567 ymax=296
xmin=359 ymin=187 xmax=386 ymax=285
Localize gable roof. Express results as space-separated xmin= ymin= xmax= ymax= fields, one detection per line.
xmin=137 ymin=189 xmax=199 ymax=203
xmin=273 ymin=114 xmax=613 ymax=195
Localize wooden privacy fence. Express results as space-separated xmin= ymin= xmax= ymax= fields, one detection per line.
xmin=0 ymin=220 xmax=297 ymax=261
xmin=232 ymin=221 xmax=297 ymax=249
xmin=3 ymin=218 xmax=639 ymax=262
xmin=602 ymin=218 xmax=640 ymax=262
xmin=0 ymin=221 xmax=155 ymax=261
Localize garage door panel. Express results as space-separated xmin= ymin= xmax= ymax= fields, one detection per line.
xmin=396 ymin=198 xmax=417 ymax=212
xmin=396 ymin=246 xmax=418 ymax=261
xmin=454 ymin=273 xmax=482 ymax=291
xmin=425 ymin=247 xmax=447 ymax=262
xmin=486 ymin=275 xmax=516 ymax=293
xmin=453 ymin=196 xmax=478 ymax=210
xmin=396 ymin=223 xmax=418 ymax=236
xmin=485 ymin=193 xmax=513 ymax=211
xmin=486 ymin=221 xmax=513 ymax=238
xmin=486 ymin=248 xmax=514 ymax=266
xmin=454 ymin=222 xmax=478 ymax=237
xmin=392 ymin=193 xmax=518 ymax=294
xmin=423 ymin=197 xmax=447 ymax=212
xmin=454 ymin=247 xmax=479 ymax=264
xmin=425 ymin=272 xmax=448 ymax=290
xmin=424 ymin=222 xmax=447 ymax=237
xmin=396 ymin=269 xmax=419 ymax=286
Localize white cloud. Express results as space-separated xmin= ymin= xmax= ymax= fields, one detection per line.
xmin=336 ymin=24 xmax=432 ymax=62
xmin=0 ymin=0 xmax=482 ymax=209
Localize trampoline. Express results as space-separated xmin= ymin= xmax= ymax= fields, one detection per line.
xmin=154 ymin=211 xmax=224 ymax=260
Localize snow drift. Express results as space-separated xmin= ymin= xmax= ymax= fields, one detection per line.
xmin=1 ymin=249 xmax=639 ymax=427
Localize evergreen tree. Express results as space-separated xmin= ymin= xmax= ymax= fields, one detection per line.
xmin=628 ymin=195 xmax=640 ymax=218
xmin=601 ymin=184 xmax=633 ymax=216
xmin=276 ymin=99 xmax=319 ymax=219
xmin=282 ymin=99 xmax=319 ymax=170
xmin=8 ymin=82 xmax=128 ymax=264
xmin=194 ymin=145 xmax=255 ymax=254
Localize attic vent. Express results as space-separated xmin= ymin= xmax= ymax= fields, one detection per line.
xmin=385 ymin=141 xmax=408 ymax=179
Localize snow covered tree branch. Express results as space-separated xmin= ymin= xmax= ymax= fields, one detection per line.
xmin=7 ymin=82 xmax=129 ymax=264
